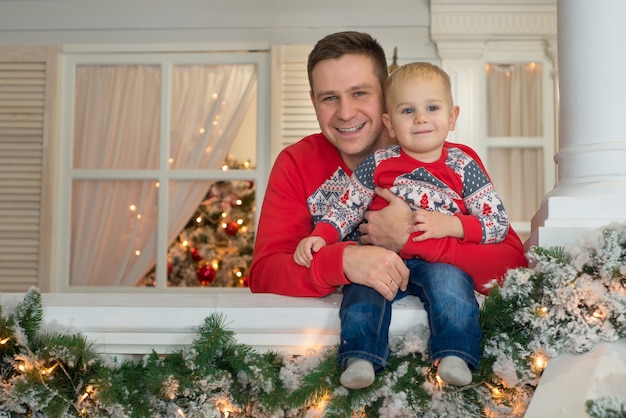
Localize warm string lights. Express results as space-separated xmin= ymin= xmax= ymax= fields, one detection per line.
xmin=14 ymin=355 xmax=60 ymax=376
xmin=6 ymin=223 xmax=626 ymax=416
xmin=536 ymin=306 xmax=548 ymax=316
xmin=533 ymin=353 xmax=548 ymax=372
xmin=215 ymin=398 xmax=238 ymax=417
xmin=488 ymin=383 xmax=504 ymax=399
xmin=588 ymin=304 xmax=606 ymax=321
xmin=128 ymin=203 xmax=143 ymax=256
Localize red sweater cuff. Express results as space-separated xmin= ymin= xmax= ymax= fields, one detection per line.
xmin=311 ymin=222 xmax=341 ymax=245
xmin=311 ymin=240 xmax=355 ymax=287
xmin=456 ymin=214 xmax=483 ymax=243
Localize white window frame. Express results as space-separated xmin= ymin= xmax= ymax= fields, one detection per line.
xmin=478 ymin=41 xmax=557 ymax=237
xmin=51 ymin=44 xmax=270 ymax=292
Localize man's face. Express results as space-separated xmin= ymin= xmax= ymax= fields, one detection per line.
xmin=310 ymin=54 xmax=387 ymax=171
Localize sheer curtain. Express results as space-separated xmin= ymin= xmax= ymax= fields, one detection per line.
xmin=71 ymin=64 xmax=257 ymax=286
xmin=485 ymin=63 xmax=543 ymax=225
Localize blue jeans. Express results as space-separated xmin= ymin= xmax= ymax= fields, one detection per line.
xmin=338 ymin=259 xmax=481 ymax=372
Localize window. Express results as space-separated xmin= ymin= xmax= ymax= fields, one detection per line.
xmin=481 ymin=58 xmax=556 ymax=242
xmin=53 ymin=48 xmax=270 ymax=291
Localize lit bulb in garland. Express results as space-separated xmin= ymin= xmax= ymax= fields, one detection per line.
xmin=533 ymin=353 xmax=548 ymax=371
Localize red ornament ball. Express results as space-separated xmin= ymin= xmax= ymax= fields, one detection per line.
xmin=190 ymin=247 xmax=203 ymax=261
xmin=196 ymin=264 xmax=216 ymax=286
xmin=224 ymin=221 xmax=239 ymax=236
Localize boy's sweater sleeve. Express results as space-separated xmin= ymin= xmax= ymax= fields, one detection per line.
xmin=462 ymin=145 xmax=510 ymax=243
xmin=460 ymin=159 xmax=510 ymax=244
xmin=311 ymin=222 xmax=342 ymax=246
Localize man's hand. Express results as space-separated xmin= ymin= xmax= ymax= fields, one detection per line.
xmin=342 ymin=245 xmax=409 ymax=301
xmin=358 ymin=187 xmax=413 ymax=252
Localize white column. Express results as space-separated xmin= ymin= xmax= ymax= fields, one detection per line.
xmin=529 ymin=0 xmax=626 ymax=249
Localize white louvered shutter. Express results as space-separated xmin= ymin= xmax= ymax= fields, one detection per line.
xmin=0 ymin=46 xmax=56 ymax=292
xmin=270 ymin=45 xmax=318 ymax=163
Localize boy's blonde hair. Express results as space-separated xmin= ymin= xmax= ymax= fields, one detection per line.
xmin=384 ymin=62 xmax=454 ymax=106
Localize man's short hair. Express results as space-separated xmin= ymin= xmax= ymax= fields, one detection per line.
xmin=307 ymin=31 xmax=388 ymax=92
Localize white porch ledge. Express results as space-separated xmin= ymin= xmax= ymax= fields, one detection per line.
xmin=25 ymin=292 xmax=427 ymax=357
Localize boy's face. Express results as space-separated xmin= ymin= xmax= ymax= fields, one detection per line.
xmin=310 ymin=54 xmax=388 ymax=171
xmin=382 ymin=75 xmax=459 ymax=163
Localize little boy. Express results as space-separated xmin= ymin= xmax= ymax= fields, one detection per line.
xmin=295 ymin=62 xmax=526 ymax=389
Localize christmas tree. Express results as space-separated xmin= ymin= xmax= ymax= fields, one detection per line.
xmin=139 ymin=156 xmax=256 ymax=288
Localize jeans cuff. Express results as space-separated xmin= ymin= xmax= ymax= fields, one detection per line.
xmin=430 ymin=349 xmax=480 ymax=369
xmin=338 ymin=350 xmax=389 ymax=372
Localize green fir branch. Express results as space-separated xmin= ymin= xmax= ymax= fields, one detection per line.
xmin=143 ymin=350 xmax=190 ymax=399
xmin=385 ymin=355 xmax=431 ymax=409
xmin=192 ymin=313 xmax=238 ymax=369
xmin=97 ymin=358 xmax=152 ymax=418
xmin=12 ymin=287 xmax=43 ymax=344
xmin=286 ymin=346 xmax=339 ymax=408
xmin=246 ymin=350 xmax=290 ymax=412
xmin=1 ymin=223 xmax=626 ymax=417
xmin=529 ymin=245 xmax=569 ymax=265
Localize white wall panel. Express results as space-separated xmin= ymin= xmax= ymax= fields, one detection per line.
xmin=0 ymin=0 xmax=438 ymax=62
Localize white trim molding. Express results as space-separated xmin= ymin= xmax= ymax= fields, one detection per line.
xmin=430 ymin=0 xmax=557 ymax=44
xmin=5 ymin=292 xmax=426 ymax=358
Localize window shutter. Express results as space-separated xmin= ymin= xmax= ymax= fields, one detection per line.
xmin=0 ymin=46 xmax=56 ymax=292
xmin=270 ymin=45 xmax=318 ymax=162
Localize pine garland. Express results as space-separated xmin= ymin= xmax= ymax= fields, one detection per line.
xmin=1 ymin=222 xmax=626 ymax=417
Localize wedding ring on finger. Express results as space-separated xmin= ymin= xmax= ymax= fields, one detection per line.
xmin=387 ymin=278 xmax=393 ymax=286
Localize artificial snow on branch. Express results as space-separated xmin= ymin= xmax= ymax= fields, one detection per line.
xmin=1 ymin=222 xmax=626 ymax=417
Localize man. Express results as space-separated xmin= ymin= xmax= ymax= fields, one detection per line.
xmin=249 ymin=31 xmax=412 ymax=300
xmin=250 ymin=32 xmax=526 ymax=391
xmin=248 ymin=31 xmax=426 ymax=389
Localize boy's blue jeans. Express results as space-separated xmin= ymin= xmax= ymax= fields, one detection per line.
xmin=338 ymin=259 xmax=481 ymax=372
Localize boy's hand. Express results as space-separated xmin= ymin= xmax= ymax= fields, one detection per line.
xmin=294 ymin=236 xmax=327 ymax=267
xmin=411 ymin=209 xmax=464 ymax=241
